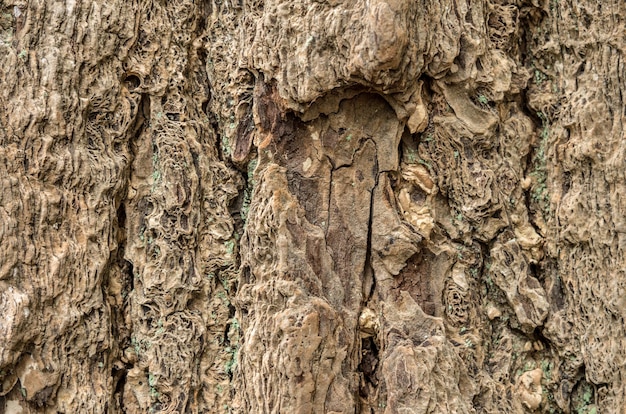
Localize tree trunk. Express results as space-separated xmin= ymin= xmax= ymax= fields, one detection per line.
xmin=0 ymin=0 xmax=624 ymax=412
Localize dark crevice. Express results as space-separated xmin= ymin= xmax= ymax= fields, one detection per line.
xmin=108 ymin=91 xmax=149 ymax=412
xmin=518 ymin=86 xmax=551 ymax=241
xmin=363 ymin=166 xmax=379 ymax=305
xmin=324 ymin=166 xmax=334 ymax=240
xmin=122 ymin=74 xmax=142 ymax=91
xmin=222 ymin=321 xmax=232 ymax=346
xmin=124 ymin=259 xmax=134 ymax=301
xmin=363 ymin=258 xmax=376 ymax=304
xmin=358 ymin=335 xmax=380 ymax=412
xmin=359 ymin=337 xmax=380 ymax=388
xmin=362 ymin=138 xmax=379 ymax=295
xmin=358 ymin=139 xmax=379 ymax=408
xmin=210 ymin=120 xmax=225 ymax=162
xmin=113 ymin=363 xmax=130 ymax=414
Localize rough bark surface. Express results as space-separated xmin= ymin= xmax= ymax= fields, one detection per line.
xmin=0 ymin=0 xmax=625 ymax=413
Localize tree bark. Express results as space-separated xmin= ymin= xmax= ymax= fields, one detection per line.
xmin=0 ymin=0 xmax=624 ymax=413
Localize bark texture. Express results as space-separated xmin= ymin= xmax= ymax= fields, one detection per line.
xmin=1 ymin=0 xmax=625 ymax=413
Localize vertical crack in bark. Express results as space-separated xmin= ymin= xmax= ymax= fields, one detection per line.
xmin=363 ymin=141 xmax=380 ymax=305
xmin=105 ymin=90 xmax=148 ymax=412
xmin=357 ymin=138 xmax=380 ymax=411
xmin=519 ymin=95 xmax=550 ymax=237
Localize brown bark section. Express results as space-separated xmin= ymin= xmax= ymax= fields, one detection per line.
xmin=1 ymin=0 xmax=625 ymax=413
